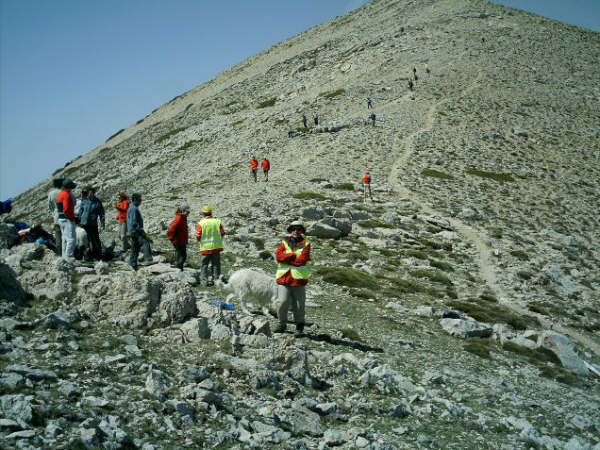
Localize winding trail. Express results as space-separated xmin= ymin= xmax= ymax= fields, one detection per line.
xmin=386 ymin=74 xmax=600 ymax=357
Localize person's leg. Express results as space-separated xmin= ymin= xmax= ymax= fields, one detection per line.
xmin=291 ymin=286 xmax=306 ymax=331
xmin=201 ymin=254 xmax=210 ymax=283
xmin=276 ymin=285 xmax=292 ymax=330
xmin=129 ymin=234 xmax=140 ymax=269
xmin=89 ymin=225 xmax=102 ymax=259
xmin=64 ymin=220 xmax=76 ymax=257
xmin=175 ymin=245 xmax=185 ymax=270
xmin=54 ymin=224 xmax=62 ymax=256
xmin=213 ymin=253 xmax=221 ymax=280
xmin=120 ymin=222 xmax=129 ymax=252
xmin=59 ymin=219 xmax=68 ymax=256
xmin=181 ymin=245 xmax=187 ymax=270
xmin=368 ymin=185 xmax=373 ymax=200
xmin=141 ymin=236 xmax=153 ymax=261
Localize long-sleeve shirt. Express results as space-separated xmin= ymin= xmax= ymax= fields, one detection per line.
xmin=276 ymin=236 xmax=311 ymax=287
xmin=127 ymin=202 xmax=144 ymax=235
xmin=80 ymin=198 xmax=105 ymax=228
xmin=114 ymin=200 xmax=129 ymax=223
xmin=168 ymin=213 xmax=188 ymax=246
xmin=56 ymin=190 xmax=76 ymax=221
xmin=48 ymin=188 xmax=61 ymax=224
xmin=261 ymin=160 xmax=271 ymax=171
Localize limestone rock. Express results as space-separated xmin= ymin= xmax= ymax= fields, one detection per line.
xmin=0 ymin=263 xmax=28 ymax=306
xmin=307 ymin=222 xmax=341 ymax=239
xmin=439 ymin=318 xmax=493 ymax=338
xmin=538 ymin=331 xmax=588 ymax=376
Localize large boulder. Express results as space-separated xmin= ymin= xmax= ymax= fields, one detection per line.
xmin=0 ymin=223 xmax=19 ymax=249
xmin=439 ymin=318 xmax=492 ymax=338
xmin=301 ymin=206 xmax=326 ymax=220
xmin=153 ymin=282 xmax=198 ymax=326
xmin=538 ymin=331 xmax=588 ymax=376
xmin=180 ymin=318 xmax=210 ymax=341
xmin=321 ymin=217 xmax=352 ymax=237
xmin=0 ymin=263 xmax=28 ymax=306
xmin=76 ymin=273 xmax=161 ymax=328
xmin=307 ymin=222 xmax=341 ymax=239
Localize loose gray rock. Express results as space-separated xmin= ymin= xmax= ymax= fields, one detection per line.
xmin=439 ymin=318 xmax=492 ymax=338
xmin=0 ymin=263 xmax=28 ymax=306
xmin=538 ymin=331 xmax=588 ymax=375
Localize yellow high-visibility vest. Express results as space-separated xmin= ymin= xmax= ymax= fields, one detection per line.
xmin=199 ymin=218 xmax=223 ymax=251
xmin=276 ymin=240 xmax=311 ymax=280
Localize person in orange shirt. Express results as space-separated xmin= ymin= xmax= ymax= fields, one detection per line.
xmin=261 ymin=157 xmax=271 ymax=182
xmin=363 ymin=172 xmax=373 ymax=202
xmin=114 ymin=192 xmax=130 ymax=252
xmin=168 ymin=205 xmax=190 ymax=271
xmin=251 ymin=157 xmax=259 ymax=182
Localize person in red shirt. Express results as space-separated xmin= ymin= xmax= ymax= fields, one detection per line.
xmin=274 ymin=220 xmax=312 ymax=336
xmin=168 ymin=205 xmax=190 ymax=271
xmin=114 ymin=192 xmax=130 ymax=252
xmin=261 ymin=157 xmax=271 ymax=182
xmin=56 ymin=178 xmax=77 ymax=257
xmin=363 ymin=172 xmax=373 ymax=202
xmin=251 ymin=157 xmax=259 ymax=182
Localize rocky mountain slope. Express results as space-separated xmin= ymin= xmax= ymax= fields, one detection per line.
xmin=2 ymin=0 xmax=600 ymax=448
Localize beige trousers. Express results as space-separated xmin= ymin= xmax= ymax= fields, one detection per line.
xmin=277 ymin=284 xmax=306 ymax=326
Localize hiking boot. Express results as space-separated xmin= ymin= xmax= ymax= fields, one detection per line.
xmin=294 ymin=323 xmax=305 ymax=337
xmin=274 ymin=324 xmax=287 ymax=333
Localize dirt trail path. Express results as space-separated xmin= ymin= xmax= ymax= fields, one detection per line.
xmin=385 ymin=74 xmax=600 ymax=357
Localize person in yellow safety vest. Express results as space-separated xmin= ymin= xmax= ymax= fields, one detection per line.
xmin=274 ymin=220 xmax=312 ymax=336
xmin=195 ymin=206 xmax=226 ymax=286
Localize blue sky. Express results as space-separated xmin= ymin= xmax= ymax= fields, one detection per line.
xmin=0 ymin=0 xmax=598 ymax=200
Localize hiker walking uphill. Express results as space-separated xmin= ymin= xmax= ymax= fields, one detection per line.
xmin=313 ymin=112 xmax=319 ymax=126
xmin=369 ymin=113 xmax=376 ymax=127
xmin=127 ymin=193 xmax=153 ymax=270
xmin=363 ymin=172 xmax=373 ymax=201
xmin=302 ymin=114 xmax=308 ymax=128
xmin=367 ymin=97 xmax=373 ymax=109
xmin=196 ymin=206 xmax=226 ymax=286
xmin=262 ymin=157 xmax=271 ymax=182
xmin=79 ymin=187 xmax=105 ymax=260
xmin=56 ymin=179 xmax=77 ymax=258
xmin=408 ymin=77 xmax=414 ymax=91
xmin=251 ymin=157 xmax=259 ymax=182
xmin=48 ymin=178 xmax=64 ymax=255
xmin=114 ymin=192 xmax=130 ymax=252
xmin=275 ymin=220 xmax=312 ymax=336
xmin=168 ymin=205 xmax=190 ymax=271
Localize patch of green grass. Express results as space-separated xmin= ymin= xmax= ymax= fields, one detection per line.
xmin=296 ymin=127 xmax=310 ymax=133
xmin=518 ymin=270 xmax=533 ymax=280
xmin=292 ymin=192 xmax=328 ymax=201
xmin=351 ymin=289 xmax=373 ymax=299
xmin=249 ymin=237 xmax=265 ymax=250
xmin=258 ymin=250 xmax=272 ymax=260
xmin=464 ymin=339 xmax=492 ymax=359
xmin=309 ymin=178 xmax=328 ymax=183
xmin=538 ymin=365 xmax=580 ymax=386
xmin=319 ymin=88 xmax=346 ymax=99
xmin=358 ymin=219 xmax=395 ymax=229
xmin=489 ymin=227 xmax=503 ymax=239
xmin=333 ymin=183 xmax=354 ymax=191
xmin=421 ymin=168 xmax=455 ymax=180
xmin=106 ymin=128 xmax=125 ymax=142
xmin=466 ymin=169 xmax=514 ymax=183
xmin=340 ymin=327 xmax=363 ymax=342
xmin=479 ymin=292 xmax=498 ymax=303
xmin=429 ymin=259 xmax=454 ymax=272
xmin=144 ymin=160 xmax=161 ymax=171
xmin=423 ymin=239 xmax=453 ymax=251
xmin=448 ymin=301 xmax=539 ymax=330
xmin=315 ymin=267 xmax=379 ymax=289
xmin=178 ymin=140 xmax=201 ymax=151
xmin=155 ymin=127 xmax=186 ymax=144
xmin=232 ymin=120 xmax=244 ymax=127
xmin=411 ymin=269 xmax=453 ymax=287
xmin=257 ymin=98 xmax=277 ymax=109
xmin=385 ymin=276 xmax=438 ymax=296
xmin=402 ymin=249 xmax=428 ymax=260
xmin=502 ymin=341 xmax=560 ymax=365
xmin=274 ymin=119 xmax=288 ymax=125
xmin=510 ymin=249 xmax=530 ymax=261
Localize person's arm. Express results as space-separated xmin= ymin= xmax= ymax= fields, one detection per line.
xmin=48 ymin=193 xmax=54 ymax=214
xmin=99 ymin=201 xmax=105 ymax=229
xmin=293 ymin=243 xmax=311 ymax=266
xmin=195 ymin=224 xmax=203 ymax=241
xmin=168 ymin=216 xmax=180 ymax=243
xmin=276 ymin=242 xmax=297 ymax=264
xmin=220 ymin=224 xmax=227 ymax=237
xmin=114 ymin=201 xmax=126 ymax=212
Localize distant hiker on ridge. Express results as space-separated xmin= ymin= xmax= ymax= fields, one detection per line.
xmin=363 ymin=172 xmax=373 ymax=202
xmin=262 ymin=157 xmax=271 ymax=182
xmin=302 ymin=114 xmax=308 ymax=128
xmin=251 ymin=156 xmax=259 ymax=182
xmin=413 ymin=66 xmax=418 ymax=80
xmin=367 ymin=97 xmax=373 ymax=109
xmin=370 ymin=113 xmax=376 ymax=127
xmin=313 ymin=112 xmax=319 ymax=126
xmin=408 ymin=77 xmax=414 ymax=91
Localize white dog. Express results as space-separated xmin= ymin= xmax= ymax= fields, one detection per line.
xmin=219 ymin=268 xmax=278 ymax=316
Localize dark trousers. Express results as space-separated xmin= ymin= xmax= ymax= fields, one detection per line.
xmin=129 ymin=233 xmax=152 ymax=269
xmin=174 ymin=244 xmax=187 ymax=270
xmin=53 ymin=224 xmax=62 ymax=256
xmin=83 ymin=224 xmax=102 ymax=260
xmin=201 ymin=252 xmax=221 ymax=280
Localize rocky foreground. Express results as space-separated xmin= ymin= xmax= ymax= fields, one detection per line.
xmin=2 ymin=0 xmax=600 ymax=447
xmin=1 ymin=185 xmax=599 ymax=449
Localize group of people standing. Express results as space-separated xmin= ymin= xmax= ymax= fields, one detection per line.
xmin=250 ymin=157 xmax=271 ymax=182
